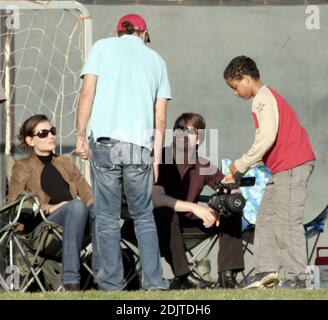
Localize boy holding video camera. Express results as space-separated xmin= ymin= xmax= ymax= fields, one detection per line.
xmin=223 ymin=56 xmax=316 ymax=289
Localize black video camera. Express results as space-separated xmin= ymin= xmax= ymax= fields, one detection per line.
xmin=208 ymin=177 xmax=256 ymax=218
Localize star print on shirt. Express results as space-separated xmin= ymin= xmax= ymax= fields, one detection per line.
xmin=256 ymin=103 xmax=265 ymax=113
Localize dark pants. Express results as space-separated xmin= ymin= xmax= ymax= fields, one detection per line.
xmin=121 ymin=207 xmax=245 ymax=278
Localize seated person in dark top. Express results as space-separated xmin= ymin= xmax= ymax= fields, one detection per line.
xmin=7 ymin=114 xmax=96 ymax=291
xmin=152 ymin=113 xmax=244 ymax=289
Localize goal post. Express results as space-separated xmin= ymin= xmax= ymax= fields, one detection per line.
xmin=0 ymin=1 xmax=93 ymax=205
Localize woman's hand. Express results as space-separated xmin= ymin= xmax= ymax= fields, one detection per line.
xmin=49 ymin=201 xmax=68 ymax=214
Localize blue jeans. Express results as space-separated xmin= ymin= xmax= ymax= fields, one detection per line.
xmin=90 ymin=137 xmax=167 ymax=290
xmin=32 ymin=199 xmax=95 ymax=284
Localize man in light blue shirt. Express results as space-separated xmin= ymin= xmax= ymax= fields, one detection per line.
xmin=75 ymin=13 xmax=171 ymax=291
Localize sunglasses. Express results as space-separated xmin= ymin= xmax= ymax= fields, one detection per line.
xmin=33 ymin=126 xmax=57 ymax=139
xmin=173 ymin=124 xmax=198 ymax=135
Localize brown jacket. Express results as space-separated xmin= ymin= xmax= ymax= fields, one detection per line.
xmin=7 ymin=152 xmax=93 ymax=214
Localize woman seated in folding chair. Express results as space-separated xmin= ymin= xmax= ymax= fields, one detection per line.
xmin=7 ymin=114 xmax=95 ymax=291
xmin=152 ymin=113 xmax=245 ymax=290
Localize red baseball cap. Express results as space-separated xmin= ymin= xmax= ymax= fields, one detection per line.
xmin=116 ymin=14 xmax=150 ymax=42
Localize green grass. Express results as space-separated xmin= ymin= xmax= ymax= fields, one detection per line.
xmin=0 ymin=289 xmax=328 ymax=300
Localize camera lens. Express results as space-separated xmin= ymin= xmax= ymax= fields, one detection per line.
xmin=227 ymin=193 xmax=245 ymax=213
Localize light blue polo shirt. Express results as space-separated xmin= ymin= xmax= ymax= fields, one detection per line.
xmin=81 ymin=35 xmax=172 ymax=150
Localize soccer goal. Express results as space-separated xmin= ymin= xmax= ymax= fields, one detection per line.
xmin=0 ymin=1 xmax=92 ymax=203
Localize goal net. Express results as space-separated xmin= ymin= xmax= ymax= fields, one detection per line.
xmin=0 ymin=1 xmax=92 ymax=200
xmin=0 ymin=0 xmax=92 ymax=155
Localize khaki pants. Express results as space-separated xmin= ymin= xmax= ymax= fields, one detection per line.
xmin=253 ymin=161 xmax=315 ymax=280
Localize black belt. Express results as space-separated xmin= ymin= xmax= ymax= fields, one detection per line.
xmin=97 ymin=137 xmax=111 ymax=143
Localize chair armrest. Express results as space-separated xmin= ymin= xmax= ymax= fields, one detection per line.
xmin=198 ymin=195 xmax=211 ymax=204
xmin=304 ymin=205 xmax=328 ymax=230
xmin=304 ymin=223 xmax=325 ymax=239
xmin=0 ymin=192 xmax=38 ymax=217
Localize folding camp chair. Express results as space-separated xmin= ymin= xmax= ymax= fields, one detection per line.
xmin=121 ymin=202 xmax=219 ymax=284
xmin=0 ymin=193 xmax=95 ymax=292
xmin=0 ymin=193 xmax=48 ymax=292
xmin=304 ymin=205 xmax=328 ymax=264
xmin=181 ymin=226 xmax=219 ymax=282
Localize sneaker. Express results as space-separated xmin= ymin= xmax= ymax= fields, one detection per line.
xmin=278 ymin=277 xmax=306 ymax=289
xmin=243 ymin=272 xmax=280 ymax=290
